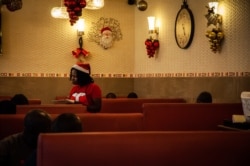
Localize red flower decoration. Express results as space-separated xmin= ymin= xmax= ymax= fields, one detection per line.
xmin=145 ymin=39 xmax=160 ymax=58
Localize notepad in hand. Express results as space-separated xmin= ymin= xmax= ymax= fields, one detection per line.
xmin=52 ymin=99 xmax=75 ymax=104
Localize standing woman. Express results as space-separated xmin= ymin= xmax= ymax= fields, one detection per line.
xmin=68 ymin=63 xmax=102 ymax=113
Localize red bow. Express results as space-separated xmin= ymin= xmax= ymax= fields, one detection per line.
xmin=72 ymin=48 xmax=89 ymax=58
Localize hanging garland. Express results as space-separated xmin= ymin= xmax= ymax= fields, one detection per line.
xmin=64 ymin=0 xmax=86 ymax=26
xmin=145 ymin=38 xmax=160 ymax=58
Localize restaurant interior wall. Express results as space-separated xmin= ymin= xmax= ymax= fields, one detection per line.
xmin=0 ymin=0 xmax=249 ymax=103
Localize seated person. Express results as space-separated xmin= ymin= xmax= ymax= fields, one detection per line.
xmin=68 ymin=63 xmax=102 ymax=113
xmin=127 ymin=92 xmax=138 ymax=98
xmin=51 ymin=113 xmax=83 ymax=132
xmin=196 ymin=91 xmax=212 ymax=103
xmin=105 ymin=92 xmax=117 ymax=99
xmin=0 ymin=109 xmax=52 ymax=166
xmin=11 ymin=94 xmax=29 ymax=105
xmin=24 ymin=113 xmax=82 ymax=166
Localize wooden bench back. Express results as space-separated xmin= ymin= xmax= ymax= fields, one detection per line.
xmin=0 ymin=113 xmax=143 ymax=140
xmin=101 ymin=98 xmax=186 ymax=113
xmin=143 ymin=103 xmax=243 ymax=130
xmin=37 ymin=131 xmax=250 ymax=166
xmin=16 ymin=104 xmax=87 ymax=114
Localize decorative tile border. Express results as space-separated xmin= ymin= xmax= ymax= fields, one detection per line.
xmin=1 ymin=72 xmax=250 ymax=78
xmin=0 ymin=73 xmax=69 ymax=77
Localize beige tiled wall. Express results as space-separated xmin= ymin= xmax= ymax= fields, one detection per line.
xmin=1 ymin=77 xmax=249 ymax=104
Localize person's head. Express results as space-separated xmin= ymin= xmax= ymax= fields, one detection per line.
xmin=0 ymin=100 xmax=16 ymax=114
xmin=51 ymin=113 xmax=83 ymax=132
xmin=106 ymin=92 xmax=117 ymax=98
xmin=5 ymin=0 xmax=22 ymax=11
xmin=70 ymin=63 xmax=94 ymax=86
xmin=127 ymin=92 xmax=138 ymax=98
xmin=11 ymin=93 xmax=29 ymax=105
xmin=100 ymin=27 xmax=113 ymax=49
xmin=196 ymin=91 xmax=212 ymax=103
xmin=23 ymin=109 xmax=52 ymax=149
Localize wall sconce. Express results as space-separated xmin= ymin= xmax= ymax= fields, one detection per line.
xmin=145 ymin=16 xmax=159 ymax=58
xmin=51 ymin=0 xmax=69 ymax=19
xmin=205 ymin=1 xmax=224 ymax=53
xmin=205 ymin=1 xmax=222 ymax=26
xmin=147 ymin=16 xmax=159 ymax=35
xmin=51 ymin=7 xmax=69 ymax=19
xmin=76 ymin=18 xmax=85 ymax=36
xmin=72 ymin=18 xmax=90 ymax=62
xmin=85 ymin=0 xmax=104 ymax=10
xmin=209 ymin=2 xmax=218 ymax=13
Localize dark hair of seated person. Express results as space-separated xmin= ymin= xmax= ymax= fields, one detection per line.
xmin=23 ymin=109 xmax=52 ymax=149
xmin=0 ymin=109 xmax=51 ymax=166
xmin=51 ymin=113 xmax=83 ymax=132
xmin=24 ymin=113 xmax=81 ymax=166
xmin=105 ymin=92 xmax=117 ymax=98
xmin=127 ymin=92 xmax=138 ymax=98
xmin=11 ymin=94 xmax=29 ymax=105
xmin=0 ymin=100 xmax=16 ymax=114
xmin=196 ymin=91 xmax=212 ymax=103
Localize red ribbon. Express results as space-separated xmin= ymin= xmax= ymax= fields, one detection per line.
xmin=72 ymin=48 xmax=89 ymax=58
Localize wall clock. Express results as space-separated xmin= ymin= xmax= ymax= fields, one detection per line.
xmin=175 ymin=0 xmax=194 ymax=49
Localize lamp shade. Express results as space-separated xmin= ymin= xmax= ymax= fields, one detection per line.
xmin=208 ymin=2 xmax=219 ymax=14
xmin=51 ymin=7 xmax=69 ymax=19
xmin=85 ymin=0 xmax=104 ymax=10
xmin=76 ymin=19 xmax=85 ymax=32
xmin=147 ymin=16 xmax=155 ymax=31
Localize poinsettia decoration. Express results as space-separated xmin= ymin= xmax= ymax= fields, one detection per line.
xmin=64 ymin=0 xmax=86 ymax=26
xmin=72 ymin=37 xmax=90 ymax=62
xmin=145 ymin=38 xmax=160 ymax=58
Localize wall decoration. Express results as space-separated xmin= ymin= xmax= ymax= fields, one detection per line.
xmin=145 ymin=39 xmax=159 ymax=58
xmin=64 ymin=0 xmax=86 ymax=26
xmin=0 ymin=0 xmax=23 ymax=55
xmin=137 ymin=0 xmax=148 ymax=11
xmin=145 ymin=16 xmax=159 ymax=58
xmin=72 ymin=37 xmax=90 ymax=63
xmin=88 ymin=17 xmax=122 ymax=49
xmin=72 ymin=19 xmax=89 ymax=63
xmin=205 ymin=2 xmax=224 ymax=53
xmin=175 ymin=0 xmax=194 ymax=49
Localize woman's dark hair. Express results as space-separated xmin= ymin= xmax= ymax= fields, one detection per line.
xmin=196 ymin=91 xmax=212 ymax=103
xmin=11 ymin=94 xmax=29 ymax=105
xmin=70 ymin=68 xmax=94 ymax=86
